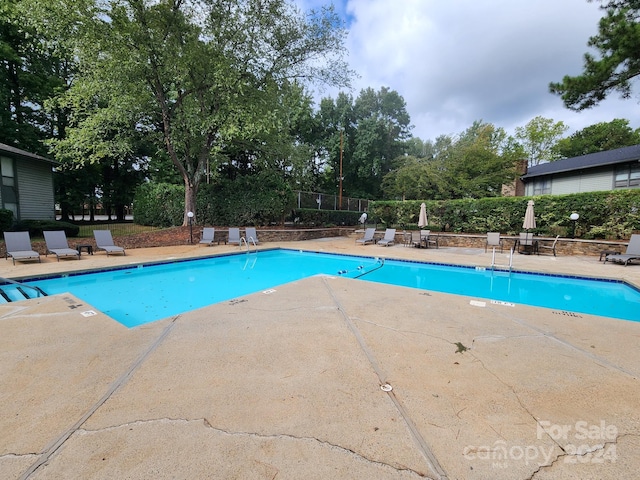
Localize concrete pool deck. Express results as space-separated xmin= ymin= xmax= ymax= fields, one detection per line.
xmin=1 ymin=238 xmax=639 ymax=479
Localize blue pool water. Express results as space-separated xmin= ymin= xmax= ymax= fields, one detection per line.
xmin=17 ymin=249 xmax=640 ymax=327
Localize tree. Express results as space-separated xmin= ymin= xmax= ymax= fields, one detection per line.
xmin=0 ymin=0 xmax=70 ymax=153
xmin=315 ymin=87 xmax=412 ymax=200
xmin=549 ymin=1 xmax=640 ymax=110
xmin=514 ymin=116 xmax=569 ymax=166
xmin=48 ymin=0 xmax=352 ymax=225
xmin=553 ymin=118 xmax=640 ymax=157
xmin=381 ymin=122 xmax=516 ymax=200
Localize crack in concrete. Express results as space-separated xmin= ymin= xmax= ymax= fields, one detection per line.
xmin=527 ymin=437 xmax=622 ymax=480
xmin=18 ymin=316 xmax=180 ymax=480
xmin=0 ymin=452 xmax=39 ymax=460
xmin=75 ymin=417 xmax=432 ymax=479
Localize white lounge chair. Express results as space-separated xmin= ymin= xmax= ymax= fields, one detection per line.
xmin=227 ymin=227 xmax=242 ymax=246
xmin=43 ymin=230 xmax=80 ymax=261
xmin=3 ymin=231 xmax=41 ymax=264
xmin=245 ymin=227 xmax=259 ymax=245
xmin=605 ymin=234 xmax=640 ymax=266
xmin=93 ymin=230 xmax=126 ymax=256
xmin=377 ymin=228 xmax=396 ymax=247
xmin=199 ymin=227 xmax=216 ymax=246
xmin=356 ymin=227 xmax=376 ymax=245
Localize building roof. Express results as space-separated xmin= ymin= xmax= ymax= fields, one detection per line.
xmin=0 ymin=142 xmax=57 ymax=165
xmin=521 ymin=144 xmax=640 ymax=180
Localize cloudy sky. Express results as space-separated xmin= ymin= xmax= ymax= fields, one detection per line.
xmin=296 ymin=0 xmax=640 ymax=141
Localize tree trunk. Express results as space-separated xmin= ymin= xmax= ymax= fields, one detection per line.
xmin=183 ymin=182 xmax=197 ymax=226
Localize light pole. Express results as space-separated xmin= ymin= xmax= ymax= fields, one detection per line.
xmin=570 ymin=212 xmax=579 ymax=238
xmin=187 ymin=211 xmax=194 ymax=244
xmin=339 ymin=127 xmax=343 ymax=210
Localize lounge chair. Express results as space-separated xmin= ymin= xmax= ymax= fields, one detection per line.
xmin=538 ymin=235 xmax=559 ymax=256
xmin=605 ymin=234 xmax=640 ymax=266
xmin=485 ymin=232 xmax=503 ymax=253
xmin=377 ymin=228 xmax=396 ymax=247
xmin=43 ymin=230 xmax=80 ymax=261
xmin=356 ymin=227 xmax=376 ymax=245
xmin=199 ymin=227 xmax=216 ymax=246
xmin=245 ymin=227 xmax=259 ymax=245
xmin=227 ymin=227 xmax=242 ymax=246
xmin=93 ymin=230 xmax=126 ymax=256
xmin=3 ymin=231 xmax=41 ymax=264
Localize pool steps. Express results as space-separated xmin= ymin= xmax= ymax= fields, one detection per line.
xmin=0 ymin=278 xmax=47 ymax=304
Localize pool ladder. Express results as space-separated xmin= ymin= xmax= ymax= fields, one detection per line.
xmin=240 ymin=236 xmax=257 ymax=253
xmin=0 ymin=277 xmax=47 ymax=303
xmin=491 ymin=247 xmax=514 ymax=272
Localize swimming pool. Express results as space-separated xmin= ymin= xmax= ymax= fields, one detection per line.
xmin=10 ymin=249 xmax=640 ymax=327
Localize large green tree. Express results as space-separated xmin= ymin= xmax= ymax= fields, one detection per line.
xmin=549 ymin=0 xmax=640 ymax=110
xmin=381 ymin=122 xmax=516 ymax=200
xmin=514 ymin=116 xmax=569 ymax=166
xmin=47 ymin=0 xmax=352 ymax=225
xmin=553 ymin=118 xmax=640 ymax=157
xmin=0 ymin=0 xmax=69 ymax=153
xmin=316 ymin=87 xmax=411 ymax=200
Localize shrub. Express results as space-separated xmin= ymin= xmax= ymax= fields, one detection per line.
xmin=0 ymin=209 xmax=13 ymax=232
xmin=13 ymin=219 xmax=80 ymax=237
xmin=370 ymin=189 xmax=640 ymax=239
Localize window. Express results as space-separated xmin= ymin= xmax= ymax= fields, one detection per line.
xmin=533 ymin=179 xmax=551 ymax=195
xmin=614 ymin=163 xmax=640 ymax=188
xmin=0 ymin=156 xmax=18 ymax=217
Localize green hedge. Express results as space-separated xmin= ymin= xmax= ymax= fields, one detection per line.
xmin=370 ymin=189 xmax=640 ymax=239
xmin=12 ymin=219 xmax=80 ymax=237
xmin=292 ymin=208 xmax=362 ymax=227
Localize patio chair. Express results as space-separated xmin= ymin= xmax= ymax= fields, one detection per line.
xmin=227 ymin=227 xmax=242 ymax=246
xmin=517 ymin=232 xmax=536 ymax=254
xmin=356 ymin=227 xmax=376 ymax=245
xmin=93 ymin=230 xmax=126 ymax=256
xmin=199 ymin=227 xmax=216 ymax=246
xmin=421 ymin=229 xmax=439 ymax=249
xmin=43 ymin=230 xmax=80 ymax=261
xmin=377 ymin=228 xmax=396 ymax=247
xmin=3 ymin=231 xmax=41 ymax=264
xmin=538 ymin=235 xmax=559 ymax=256
xmin=245 ymin=227 xmax=259 ymax=245
xmin=605 ymin=234 xmax=640 ymax=266
xmin=485 ymin=232 xmax=503 ymax=253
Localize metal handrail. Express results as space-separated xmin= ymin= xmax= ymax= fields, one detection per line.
xmin=0 ymin=277 xmax=47 ymax=298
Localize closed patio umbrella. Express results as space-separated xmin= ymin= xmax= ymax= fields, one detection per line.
xmin=418 ymin=203 xmax=428 ymax=228
xmin=523 ymin=200 xmax=536 ymax=230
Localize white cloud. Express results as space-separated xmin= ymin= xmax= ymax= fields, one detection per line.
xmin=299 ymin=0 xmax=640 ymax=140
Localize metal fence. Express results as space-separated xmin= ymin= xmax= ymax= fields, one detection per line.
xmin=296 ymin=191 xmax=369 ymax=212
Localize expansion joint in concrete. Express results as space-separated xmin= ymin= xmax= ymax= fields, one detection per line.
xmin=321 ymin=277 xmax=449 ymax=480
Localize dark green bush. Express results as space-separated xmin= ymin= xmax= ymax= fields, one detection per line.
xmin=12 ymin=219 xmax=80 ymax=237
xmin=371 ymin=189 xmax=640 ymax=239
xmin=0 ymin=209 xmax=13 ymax=232
xmin=133 ymin=183 xmax=185 ymax=227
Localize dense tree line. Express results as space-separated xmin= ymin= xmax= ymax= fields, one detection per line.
xmin=2 ymin=0 xmax=640 ymax=224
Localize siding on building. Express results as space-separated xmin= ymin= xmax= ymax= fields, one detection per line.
xmin=16 ymin=160 xmax=55 ymax=220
